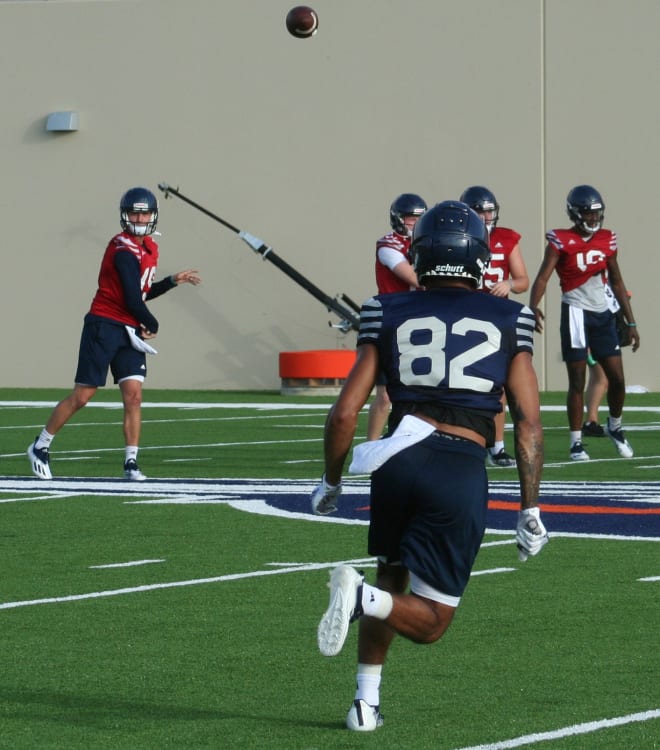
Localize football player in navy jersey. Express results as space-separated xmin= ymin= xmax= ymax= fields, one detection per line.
xmin=27 ymin=187 xmax=201 ymax=482
xmin=312 ymin=201 xmax=546 ymax=732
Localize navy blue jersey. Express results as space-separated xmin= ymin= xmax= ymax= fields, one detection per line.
xmin=357 ymin=287 xmax=535 ymax=417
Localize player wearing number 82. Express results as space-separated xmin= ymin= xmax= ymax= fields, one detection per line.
xmin=313 ymin=201 xmax=546 ymax=731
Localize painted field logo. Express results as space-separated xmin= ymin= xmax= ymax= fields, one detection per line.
xmin=0 ymin=478 xmax=658 ymax=539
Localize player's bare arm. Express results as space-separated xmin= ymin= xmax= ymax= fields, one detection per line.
xmin=529 ymin=245 xmax=559 ymax=332
xmin=391 ymin=259 xmax=420 ymax=290
xmin=323 ymin=344 xmax=378 ymax=485
xmin=505 ymin=351 xmax=544 ymax=510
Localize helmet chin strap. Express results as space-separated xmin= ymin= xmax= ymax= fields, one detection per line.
xmin=581 ymin=221 xmax=601 ymax=235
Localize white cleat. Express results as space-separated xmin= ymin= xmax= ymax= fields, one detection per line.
xmin=346 ymin=699 xmax=384 ymax=732
xmin=604 ymin=424 xmax=634 ymax=458
xmin=124 ymin=460 xmax=147 ymax=481
xmin=27 ymin=440 xmax=52 ymax=480
xmin=569 ymin=441 xmax=590 ymax=461
xmin=317 ymin=565 xmax=364 ymax=656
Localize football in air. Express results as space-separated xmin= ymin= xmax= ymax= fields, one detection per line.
xmin=286 ymin=6 xmax=319 ymax=38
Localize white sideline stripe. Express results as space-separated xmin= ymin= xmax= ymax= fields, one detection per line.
xmin=452 ymin=708 xmax=660 ymax=750
xmin=639 ymin=575 xmax=660 ymax=581
xmin=2 ymin=400 xmax=659 ymax=412
xmin=89 ymin=559 xmax=165 ymax=569
xmin=0 ymin=560 xmax=513 ymax=611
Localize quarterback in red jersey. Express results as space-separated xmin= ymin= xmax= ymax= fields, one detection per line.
xmin=367 ymin=193 xmax=427 ymax=440
xmin=461 ymin=186 xmax=530 ymax=467
xmin=27 ymin=187 xmax=201 ymax=482
xmin=529 ymin=185 xmax=639 ymax=461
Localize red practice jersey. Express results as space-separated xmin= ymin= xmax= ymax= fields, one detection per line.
xmin=89 ymin=233 xmax=159 ymax=325
xmin=546 ymin=228 xmax=617 ymax=293
xmin=375 ymin=231 xmax=412 ymax=294
xmin=480 ymin=226 xmax=521 ymax=292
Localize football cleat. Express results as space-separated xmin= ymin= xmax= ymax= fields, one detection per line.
xmin=570 ymin=441 xmax=590 ymax=461
xmin=487 ymin=449 xmax=516 ymax=467
xmin=582 ymin=421 xmax=605 ymax=437
xmin=346 ymin=699 xmax=384 ymax=732
xmin=27 ymin=439 xmax=52 ymax=480
xmin=604 ymin=424 xmax=634 ymax=458
xmin=317 ymin=565 xmax=364 ymax=657
xmin=124 ymin=459 xmax=147 ymax=481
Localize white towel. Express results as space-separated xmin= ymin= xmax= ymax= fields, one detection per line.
xmin=348 ymin=414 xmax=436 ymax=475
xmin=125 ymin=325 xmax=158 ymax=355
xmin=568 ymin=305 xmax=586 ymax=349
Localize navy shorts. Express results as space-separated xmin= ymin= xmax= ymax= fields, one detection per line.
xmin=74 ymin=314 xmax=147 ymax=387
xmin=368 ymin=431 xmax=488 ymax=600
xmin=560 ymin=303 xmax=621 ymax=363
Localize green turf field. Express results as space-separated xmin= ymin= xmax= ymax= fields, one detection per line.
xmin=1 ymin=389 xmax=658 ymax=749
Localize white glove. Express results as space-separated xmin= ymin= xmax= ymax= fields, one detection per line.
xmin=311 ymin=474 xmax=342 ymax=515
xmin=516 ymin=506 xmax=548 ymax=561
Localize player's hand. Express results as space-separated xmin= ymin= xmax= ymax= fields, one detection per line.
xmin=174 ymin=269 xmax=201 ymax=286
xmin=630 ymin=327 xmax=640 ymax=353
xmin=531 ymin=307 xmax=545 ymax=333
xmin=516 ymin=506 xmax=548 ymax=561
xmin=311 ymin=474 xmax=342 ymax=515
xmin=140 ymin=326 xmax=157 ymax=340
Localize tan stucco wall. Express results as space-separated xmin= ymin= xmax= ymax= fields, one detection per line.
xmin=1 ymin=0 xmax=657 ymax=390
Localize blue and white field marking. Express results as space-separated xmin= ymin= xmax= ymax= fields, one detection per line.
xmin=0 ymin=477 xmax=659 ymax=538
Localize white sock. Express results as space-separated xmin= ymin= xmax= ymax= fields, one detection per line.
xmin=355 ymin=663 xmax=382 ymax=706
xmin=570 ymin=430 xmax=582 ymax=447
xmin=125 ymin=446 xmax=139 ymax=463
xmin=35 ymin=429 xmax=54 ymax=450
xmin=608 ymin=415 xmax=622 ymax=431
xmin=361 ymin=583 xmax=393 ymax=620
xmin=490 ymin=441 xmax=504 ymax=455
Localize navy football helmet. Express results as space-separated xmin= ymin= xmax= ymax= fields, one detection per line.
xmin=390 ymin=193 xmax=427 ymax=236
xmin=410 ymin=201 xmax=491 ymax=287
xmin=459 ymin=185 xmax=499 ymax=231
xmin=566 ymin=185 xmax=605 ymax=235
xmin=120 ymin=187 xmax=159 ymax=236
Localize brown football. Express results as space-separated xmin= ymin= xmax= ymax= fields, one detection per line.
xmin=285 ymin=6 xmax=319 ymax=39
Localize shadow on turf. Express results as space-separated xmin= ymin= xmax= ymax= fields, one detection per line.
xmin=0 ymin=685 xmax=339 ymax=730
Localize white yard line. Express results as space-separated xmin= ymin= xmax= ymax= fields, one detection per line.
xmin=452 ymin=709 xmax=660 ymax=750
xmin=0 ymin=557 xmax=514 ymax=611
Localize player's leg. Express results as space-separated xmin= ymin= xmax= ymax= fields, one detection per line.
xmin=565 ymin=359 xmax=587 ymax=431
xmin=487 ymin=397 xmax=515 ymax=466
xmin=118 ymin=376 xmax=147 ymax=480
xmin=560 ymin=303 xmax=590 ymax=459
xmin=366 ymin=383 xmax=391 ymax=441
xmin=27 ymin=316 xmax=110 ymax=479
xmin=113 ymin=333 xmax=148 ymax=480
xmin=27 ymin=384 xmax=98 ymax=479
xmin=584 ymin=359 xmax=607 ymax=436
xmin=590 ymin=311 xmax=633 ymax=457
xmin=319 ymin=433 xmax=487 ymax=730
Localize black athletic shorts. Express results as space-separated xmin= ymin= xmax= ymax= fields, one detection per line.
xmin=368 ymin=431 xmax=488 ymax=600
xmin=75 ymin=314 xmax=147 ymax=386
